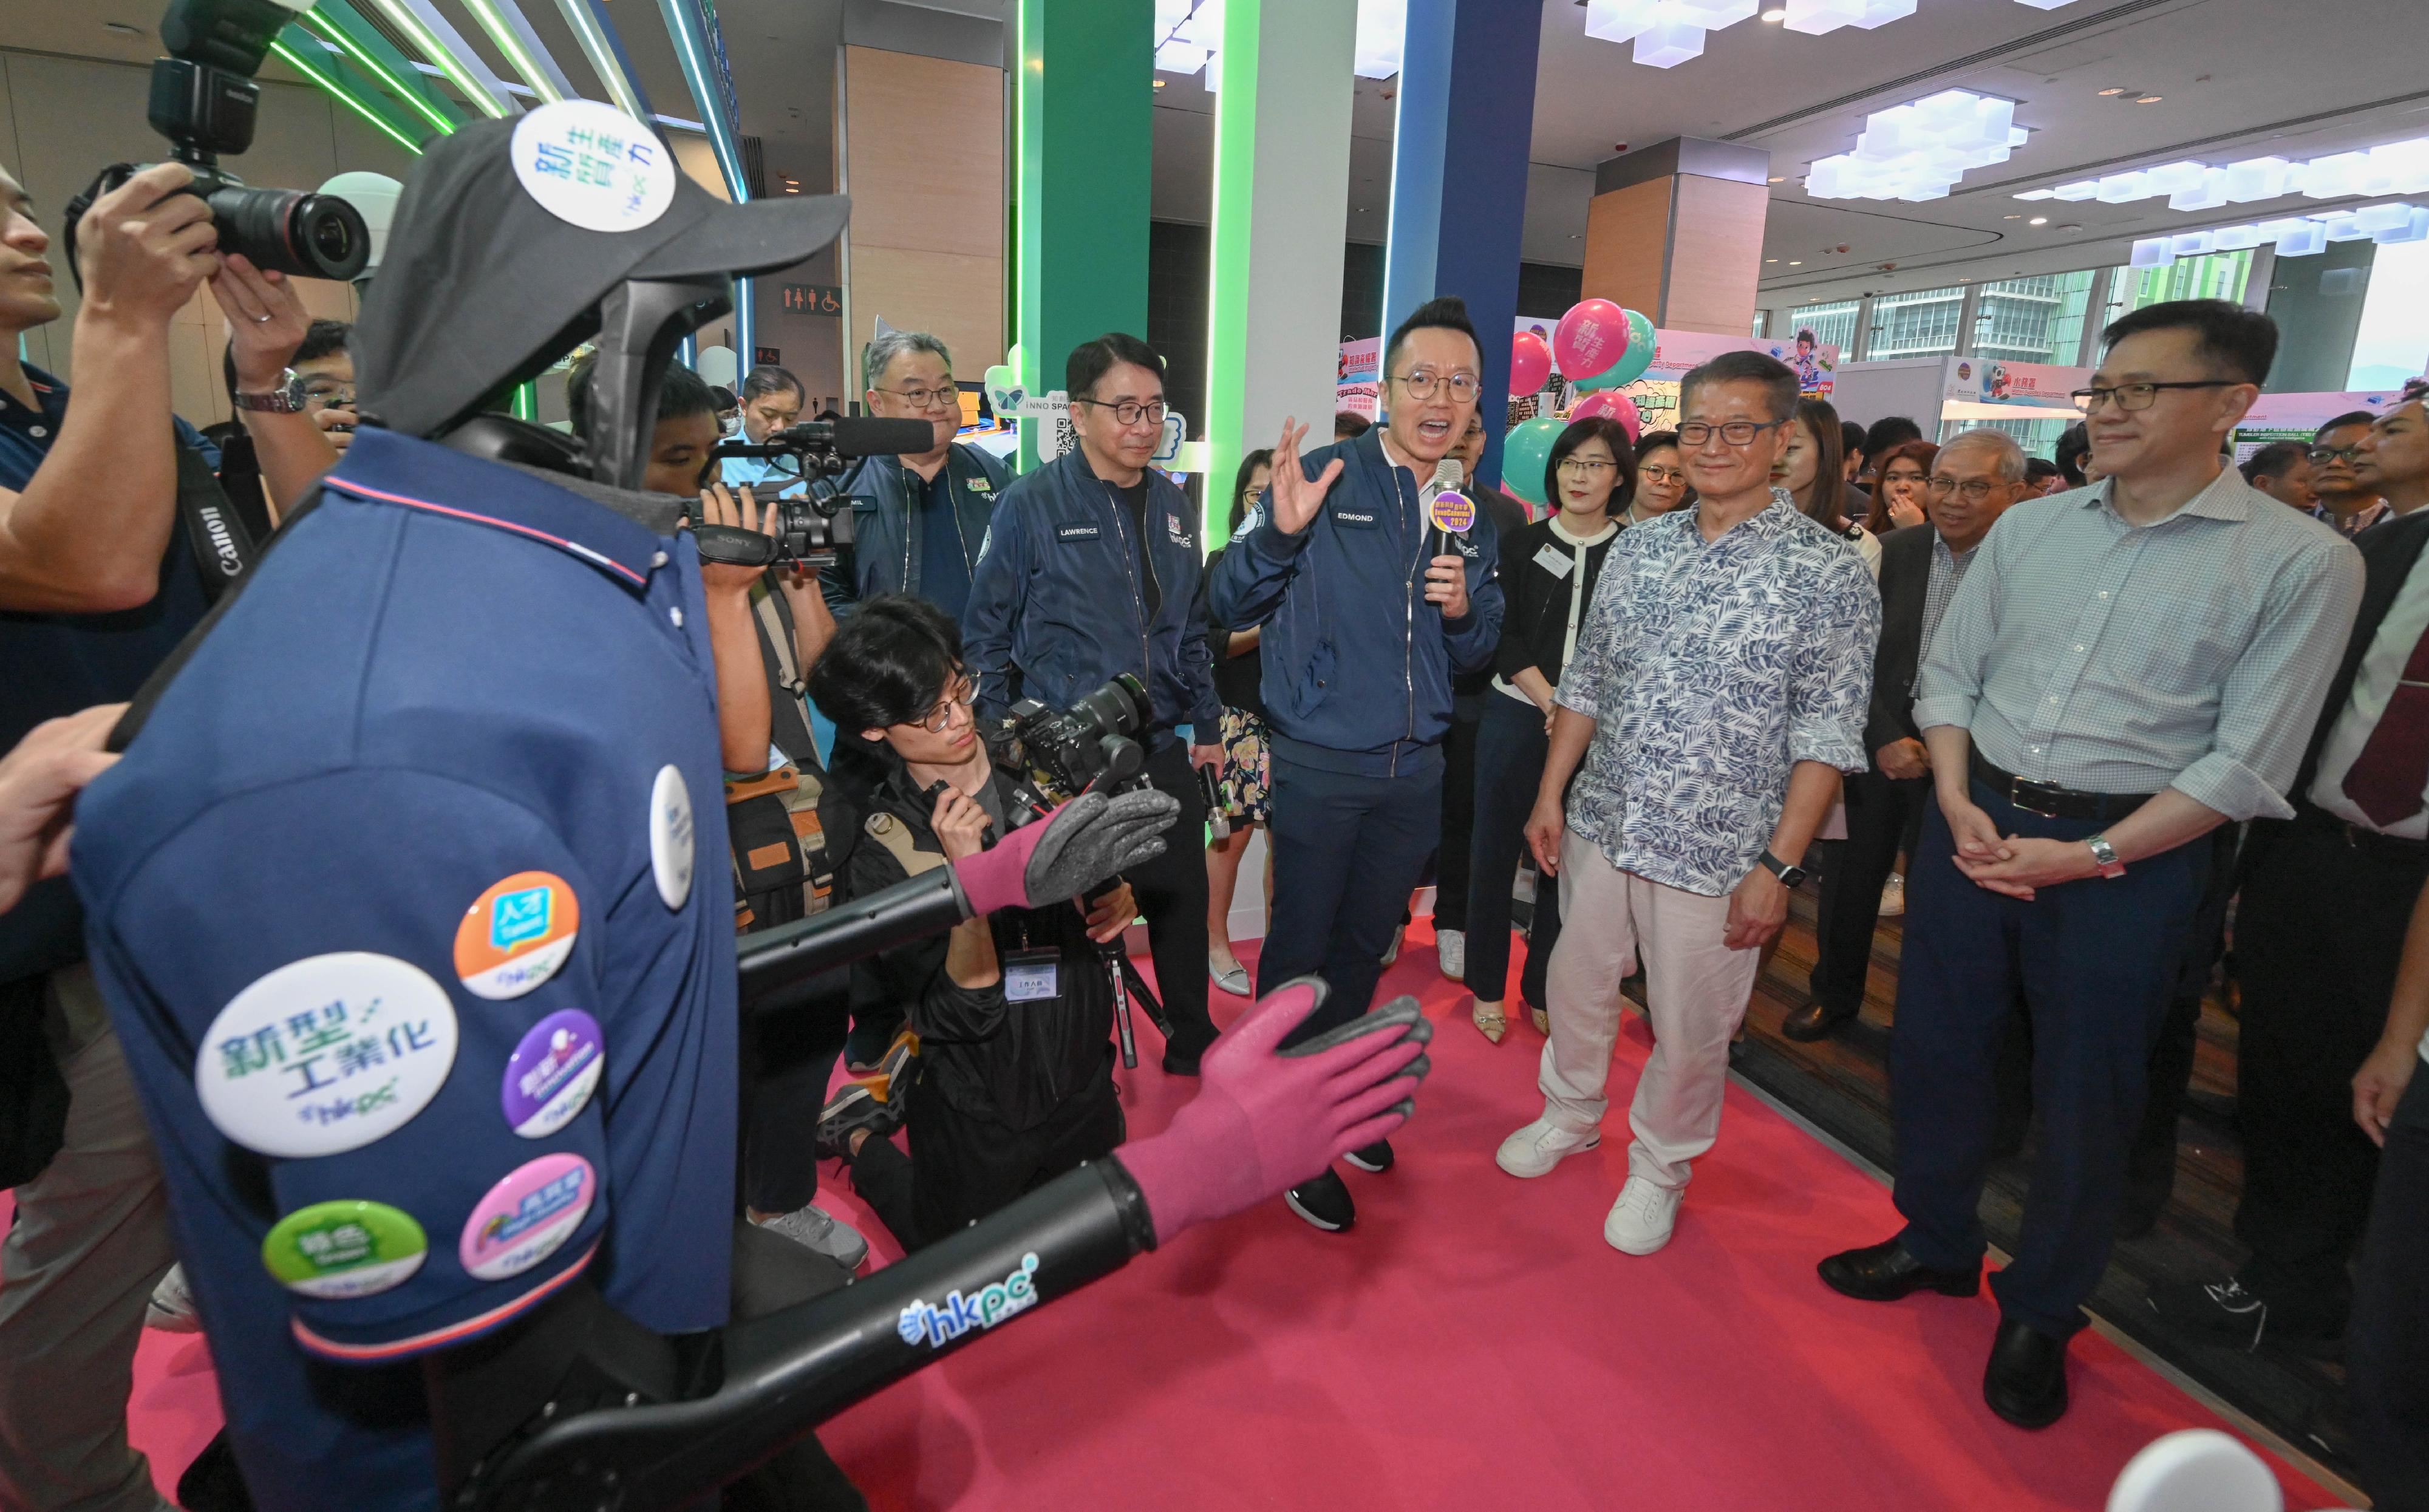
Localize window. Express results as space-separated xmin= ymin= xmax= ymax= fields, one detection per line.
xmin=1867 ymin=286 xmax=1966 ymax=359
xmin=1751 ymin=308 xmax=1771 ymax=339
xmin=1786 ymin=299 xmax=1858 ymax=353
xmin=2100 ymin=249 xmax=2252 ymax=327
xmin=1969 ymin=270 xmax=2096 ymax=364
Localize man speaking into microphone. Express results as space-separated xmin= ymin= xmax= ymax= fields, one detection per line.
xmin=1210 ymin=295 xmax=1504 ymax=1234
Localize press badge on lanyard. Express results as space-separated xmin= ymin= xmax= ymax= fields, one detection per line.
xmin=1003 ymin=947 xmax=1060 ymax=1003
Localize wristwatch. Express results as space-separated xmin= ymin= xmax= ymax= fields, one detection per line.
xmin=1758 ymin=849 xmax=1808 ymax=888
xmin=231 ymin=367 xmax=308 ymax=414
xmin=2086 ymin=834 xmax=2127 ymax=879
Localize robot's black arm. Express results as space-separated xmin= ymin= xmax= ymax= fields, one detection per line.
xmin=731 ymin=866 xmax=967 ymax=1006
xmin=452 ymin=1158 xmax=1157 ymax=1512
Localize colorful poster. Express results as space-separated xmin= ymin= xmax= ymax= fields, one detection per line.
xmin=1502 ymin=322 xmax=1839 ymax=437
xmin=1336 ymin=337 xmax=1381 ymax=421
xmin=1941 ymin=358 xmax=2090 ymax=415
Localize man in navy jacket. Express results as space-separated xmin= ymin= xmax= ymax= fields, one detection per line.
xmin=1208 ymin=296 xmax=1504 ymax=1233
xmin=962 ymin=333 xmax=1224 ymax=1072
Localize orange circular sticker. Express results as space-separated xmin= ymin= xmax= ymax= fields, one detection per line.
xmin=454 ymin=872 xmax=580 ymax=1001
xmin=1428 ymin=489 xmax=1477 ymax=534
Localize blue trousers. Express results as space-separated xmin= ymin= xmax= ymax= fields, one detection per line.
xmin=1464 ymin=695 xmax=1564 ymax=1009
xmin=1258 ymin=754 xmax=1443 ymax=1046
xmin=2351 ymin=1066 xmax=2429 ymax=1511
xmin=1890 ymin=780 xmax=2213 ymax=1337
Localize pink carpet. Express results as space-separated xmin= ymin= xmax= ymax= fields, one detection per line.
xmin=31 ymin=925 xmax=2339 ymax=1509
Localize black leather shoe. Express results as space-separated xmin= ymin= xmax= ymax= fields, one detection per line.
xmin=1983 ymin=1318 xmax=2069 ymax=1429
xmin=1342 ymin=1138 xmax=1394 ymax=1174
xmin=1817 ymin=1236 xmax=1981 ymax=1301
xmin=1284 ymin=1168 xmax=1355 ymax=1233
xmin=1782 ymin=999 xmax=1859 ymax=1043
xmin=1160 ymin=1048 xmax=1202 ymax=1077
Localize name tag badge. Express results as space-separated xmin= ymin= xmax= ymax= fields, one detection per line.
xmin=1055 ymin=523 xmax=1102 ymax=542
xmin=1003 ymin=948 xmax=1060 ymax=1003
xmin=1334 ymin=508 xmax=1380 ymax=530
xmin=967 ymin=476 xmax=994 ymax=494
xmin=1533 ymin=543 xmax=1575 ymax=579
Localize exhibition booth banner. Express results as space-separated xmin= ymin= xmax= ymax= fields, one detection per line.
xmin=2231 ymin=388 xmax=2414 ymax=462
xmin=1940 ymin=358 xmax=2093 ymax=421
xmin=1337 ymin=338 xmax=1381 ymax=422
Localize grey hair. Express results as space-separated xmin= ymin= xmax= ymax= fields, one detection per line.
xmin=1940 ymin=427 xmax=2029 ymax=483
xmin=863 ymin=329 xmax=953 ymax=392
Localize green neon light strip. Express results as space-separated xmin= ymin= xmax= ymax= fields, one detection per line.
xmin=1202 ymin=0 xmax=1261 ymax=537
xmin=551 ymin=0 xmax=650 ymax=122
xmin=270 ymin=35 xmax=425 ymax=155
xmin=458 ymin=0 xmax=564 ymax=103
xmin=304 ymin=4 xmax=460 ymax=135
xmin=363 ymin=0 xmax=511 ymax=118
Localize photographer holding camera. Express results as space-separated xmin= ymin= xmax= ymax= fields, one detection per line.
xmin=962 ymin=333 xmax=1224 ymax=1075
xmin=808 ymin=596 xmax=1136 ymax=1247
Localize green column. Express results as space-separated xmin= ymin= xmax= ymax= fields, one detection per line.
xmin=1017 ymin=0 xmax=1154 ymax=473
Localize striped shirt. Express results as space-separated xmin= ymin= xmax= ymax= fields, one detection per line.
xmin=1910 ymin=532 xmax=1980 ymax=698
xmin=1914 ymin=471 xmax=2362 ymax=821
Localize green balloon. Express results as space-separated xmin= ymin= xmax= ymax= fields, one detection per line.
xmin=1501 ymin=417 xmax=1566 ymax=507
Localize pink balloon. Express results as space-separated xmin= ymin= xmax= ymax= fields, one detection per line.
xmin=1510 ymin=331 xmax=1552 ymax=397
xmin=1567 ymin=389 xmax=1641 ymax=443
xmin=1553 ymin=298 xmax=1630 ymax=382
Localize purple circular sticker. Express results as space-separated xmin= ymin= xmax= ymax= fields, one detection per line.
xmin=499 ymin=1010 xmax=603 ymax=1139
xmin=460 ymin=1153 xmax=594 ymax=1281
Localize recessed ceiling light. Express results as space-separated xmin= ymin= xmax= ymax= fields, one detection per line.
xmin=2136 ymin=95 xmax=2163 ymax=104
xmin=1766 ymin=257 xmax=1778 ymax=263
xmin=1768 ymin=175 xmax=1785 ymax=183
xmin=2097 ymin=87 xmax=2127 ymax=97
xmin=2028 ymin=216 xmax=2048 ymax=225
xmin=1760 ymin=7 xmax=1786 ymax=20
xmin=1788 ymin=259 xmax=1802 ymax=265
xmin=1152 ymin=78 xmax=1166 ymax=89
xmin=2004 ymin=214 xmax=2022 ymax=219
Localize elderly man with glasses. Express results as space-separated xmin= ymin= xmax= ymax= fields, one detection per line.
xmin=963 ymin=333 xmax=1225 ymax=1079
xmin=819 ymin=328 xmax=1009 ymax=619
xmin=1820 ymin=300 xmax=2361 ymax=1430
xmin=2311 ymin=409 xmax=2391 ymax=536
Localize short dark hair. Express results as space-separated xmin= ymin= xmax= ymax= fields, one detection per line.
xmin=1680 ymin=349 xmax=1799 ymax=426
xmin=2055 ymin=422 xmax=2091 ymax=486
xmin=1383 ymin=295 xmax=1481 ymax=384
xmin=1066 ymin=333 xmax=1165 ymax=403
xmin=2100 ymin=298 xmax=2277 ymax=386
xmin=1334 ymin=410 xmax=1372 ymax=441
xmin=222 ymin=319 xmax=351 ymax=403
xmin=740 ymin=364 xmax=804 ymax=404
xmin=1545 ymin=417 xmax=1636 ymax=513
xmin=2241 ymin=440 xmax=2310 ymax=483
xmin=2024 ymin=457 xmax=2060 ymax=486
xmin=1229 ymin=447 xmax=1275 ymax=538
xmin=1861 ymin=415 xmax=1924 ymax=464
xmin=2317 ymin=409 xmax=2380 ymax=441
xmin=1839 ymin=421 xmax=1868 ymax=466
xmin=563 ymin=353 xmax=717 ymax=440
xmin=1632 ymin=429 xmax=1681 ymax=457
xmin=806 ymin=594 xmax=964 ymax=734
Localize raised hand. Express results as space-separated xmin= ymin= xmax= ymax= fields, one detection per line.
xmin=1266 ymin=417 xmax=1344 ymax=536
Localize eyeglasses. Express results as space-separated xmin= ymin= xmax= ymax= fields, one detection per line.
xmin=876 ymin=384 xmax=961 ymax=412
xmin=1638 ymin=465 xmax=1686 ymax=486
xmin=1557 ymin=457 xmax=1616 ymax=476
xmin=2308 ymin=443 xmax=2365 ymax=466
xmin=1389 ymin=370 xmax=1482 ymax=403
xmin=301 ymin=382 xmax=355 ymax=409
xmin=1927 ymin=476 xmax=2003 ymax=502
xmin=913 ymin=675 xmax=978 ymax=734
xmin=1677 ymin=420 xmax=1786 ymax=448
xmin=1074 ymin=397 xmax=1168 ymax=428
xmin=2070 ymin=380 xmax=2241 ymax=414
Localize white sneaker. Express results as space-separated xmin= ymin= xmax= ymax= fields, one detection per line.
xmin=146 ymin=1263 xmax=202 ymax=1333
xmin=1879 ymin=872 xmax=1906 ymax=918
xmin=1380 ymin=924 xmax=1405 ymax=967
xmin=1495 ymin=1116 xmax=1600 ymax=1178
xmin=1604 ymin=1176 xmax=1683 ymax=1255
xmin=1436 ymin=928 xmax=1465 ymax=982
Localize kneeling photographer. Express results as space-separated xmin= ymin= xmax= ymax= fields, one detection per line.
xmin=810 ymin=596 xmax=1134 ymax=1249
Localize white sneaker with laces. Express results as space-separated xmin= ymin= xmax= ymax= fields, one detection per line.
xmin=1604 ymin=1176 xmax=1683 ymax=1255
xmin=1437 ymin=928 xmax=1465 ymax=981
xmin=146 ymin=1262 xmax=202 ymax=1333
xmin=1878 ymin=872 xmax=1906 ymax=918
xmin=1495 ymin=1116 xmax=1600 ymax=1178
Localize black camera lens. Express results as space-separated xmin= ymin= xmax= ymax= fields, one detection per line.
xmin=1070 ymin=674 xmax=1148 ymax=741
xmin=206 ymin=183 xmax=368 ymax=281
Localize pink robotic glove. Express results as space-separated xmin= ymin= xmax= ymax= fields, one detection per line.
xmin=1114 ymin=978 xmax=1434 ymax=1246
xmin=951 ymin=788 xmax=1178 ymax=918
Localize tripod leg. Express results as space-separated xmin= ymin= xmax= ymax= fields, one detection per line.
xmin=1106 ymin=954 xmax=1139 ymax=1069
xmin=1119 ymin=955 xmax=1173 ymax=1040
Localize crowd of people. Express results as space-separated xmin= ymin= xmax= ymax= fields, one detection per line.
xmin=1 ymin=146 xmax=2428 ymax=1512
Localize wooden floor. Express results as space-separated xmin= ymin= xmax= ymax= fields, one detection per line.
xmin=1725 ymin=884 xmax=2360 ymax=1482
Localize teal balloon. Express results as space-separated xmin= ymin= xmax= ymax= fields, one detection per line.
xmin=1572 ymin=308 xmax=1657 ymax=392
xmin=1501 ymin=417 xmax=1565 ymax=507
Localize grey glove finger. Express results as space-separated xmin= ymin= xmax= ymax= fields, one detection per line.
xmin=1024 ymin=788 xmax=1178 ymax=901
xmin=1281 ymin=994 xmax=1428 ymax=1059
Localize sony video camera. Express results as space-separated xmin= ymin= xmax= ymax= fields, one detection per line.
xmin=993 ymin=674 xmax=1153 ymax=805
xmin=699 ymin=416 xmax=935 ymax=567
xmin=70 ymin=0 xmax=369 ymax=282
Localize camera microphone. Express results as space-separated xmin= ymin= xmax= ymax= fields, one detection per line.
xmin=771 ymin=417 xmax=938 ymax=458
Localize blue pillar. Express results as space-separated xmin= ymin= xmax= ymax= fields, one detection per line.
xmin=1380 ymin=0 xmax=1544 ymax=488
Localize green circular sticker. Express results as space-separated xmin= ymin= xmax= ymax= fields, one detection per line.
xmin=262 ymin=1200 xmax=428 ymax=1300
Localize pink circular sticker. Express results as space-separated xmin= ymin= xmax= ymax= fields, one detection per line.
xmin=1428 ymin=489 xmax=1476 ymax=534
xmin=460 ymin=1153 xmax=594 ymax=1281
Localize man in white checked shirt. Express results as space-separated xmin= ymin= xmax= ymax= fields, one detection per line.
xmin=1819 ymin=301 xmax=2363 ymax=1431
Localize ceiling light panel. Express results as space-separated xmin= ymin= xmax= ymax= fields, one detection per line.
xmin=1805 ymin=89 xmax=2024 ymax=202
xmin=2130 ymin=202 xmax=2429 ymax=267
xmin=2016 ymin=136 xmax=2429 ymax=212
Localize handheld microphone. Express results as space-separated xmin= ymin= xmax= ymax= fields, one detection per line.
xmin=1429 ymin=457 xmax=1463 ymax=562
